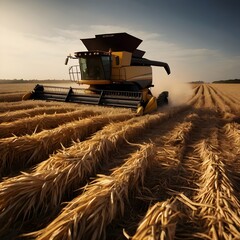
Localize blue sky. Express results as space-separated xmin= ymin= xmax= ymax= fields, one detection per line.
xmin=0 ymin=0 xmax=239 ymax=82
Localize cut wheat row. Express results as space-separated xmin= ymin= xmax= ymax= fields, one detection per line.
xmin=130 ymin=114 xmax=199 ymax=240
xmin=0 ymin=105 xmax=79 ymax=123
xmin=187 ymin=84 xmax=204 ymax=108
xmin=0 ymin=99 xmax=132 ymax=113
xmin=0 ymin=100 xmax=70 ymax=113
xmin=210 ymin=85 xmax=240 ymax=105
xmin=193 ymin=138 xmax=240 ymax=239
xmin=144 ymin=112 xmax=198 ymax=191
xmin=210 ymin=85 xmax=240 ymax=114
xmin=28 ymin=143 xmax=156 ymax=240
xmin=202 ymin=84 xmax=215 ymax=109
xmin=207 ymin=85 xmax=232 ymax=113
xmin=131 ymin=198 xmax=179 ymax=240
xmin=0 ymin=93 xmax=25 ymax=102
xmin=0 ymin=114 xmax=165 ymax=236
xmin=224 ymin=122 xmax=240 ymax=148
xmin=0 ymin=107 xmax=188 ymax=236
xmin=222 ymin=122 xmax=240 ymax=184
xmin=0 ymin=109 xmax=101 ymax=138
xmin=0 ymin=113 xmax=132 ymax=178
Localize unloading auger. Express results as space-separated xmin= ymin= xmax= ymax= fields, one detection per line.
xmin=23 ymin=33 xmax=170 ymax=115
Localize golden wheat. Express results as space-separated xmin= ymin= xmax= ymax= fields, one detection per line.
xmin=27 ymin=143 xmax=155 ymax=240
xmin=0 ymin=93 xmax=24 ymax=102
xmin=209 ymin=85 xmax=240 ymax=113
xmin=0 ymin=100 xmax=65 ymax=113
xmin=193 ymin=139 xmax=240 ymax=239
xmin=0 ymin=113 xmax=136 ymax=235
xmin=224 ymin=122 xmax=240 ymax=147
xmin=0 ymin=105 xmax=78 ymax=123
xmin=0 ymin=113 xmax=132 ymax=177
xmin=0 ymin=109 xmax=101 ymax=138
xmin=132 ymin=198 xmax=179 ymax=240
xmin=0 ymin=112 xmax=171 ymax=236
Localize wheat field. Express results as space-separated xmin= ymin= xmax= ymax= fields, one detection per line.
xmin=0 ymin=83 xmax=239 ymax=240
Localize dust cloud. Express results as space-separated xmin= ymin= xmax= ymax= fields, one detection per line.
xmin=151 ymin=67 xmax=193 ymax=106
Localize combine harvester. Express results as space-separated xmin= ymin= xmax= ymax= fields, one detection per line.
xmin=24 ymin=33 xmax=170 ymax=115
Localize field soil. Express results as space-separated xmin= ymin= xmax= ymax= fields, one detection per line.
xmin=0 ymin=83 xmax=239 ymax=239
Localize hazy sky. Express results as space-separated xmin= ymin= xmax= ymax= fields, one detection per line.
xmin=0 ymin=0 xmax=239 ymax=82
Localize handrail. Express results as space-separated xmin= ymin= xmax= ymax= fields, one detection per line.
xmin=69 ymin=65 xmax=81 ymax=82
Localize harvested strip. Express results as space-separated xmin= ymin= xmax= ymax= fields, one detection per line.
xmin=223 ymin=122 xmax=240 ymax=147
xmin=0 ymin=110 xmax=173 ymax=236
xmin=0 ymin=105 xmax=78 ymax=123
xmin=0 ymin=93 xmax=24 ymax=102
xmin=0 ymin=106 xmax=188 ymax=236
xmin=0 ymin=109 xmax=100 ymax=138
xmin=203 ymin=85 xmax=215 ymax=109
xmin=208 ymin=86 xmax=231 ymax=113
xmin=28 ymin=143 xmax=156 ymax=240
xmin=36 ymin=106 xmax=188 ymax=172
xmin=0 ymin=113 xmax=132 ymax=177
xmin=194 ymin=140 xmax=240 ymax=239
xmin=187 ymin=85 xmax=204 ymax=107
xmin=209 ymin=85 xmax=240 ymax=113
xmin=0 ymin=100 xmax=67 ymax=113
xmin=0 ymin=99 xmax=132 ymax=114
xmin=132 ymin=198 xmax=179 ymax=240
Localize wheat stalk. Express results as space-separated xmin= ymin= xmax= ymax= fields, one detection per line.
xmin=0 ymin=100 xmax=66 ymax=113
xmin=0 ymin=106 xmax=188 ymax=236
xmin=224 ymin=122 xmax=240 ymax=147
xmin=27 ymin=143 xmax=155 ymax=240
xmin=194 ymin=140 xmax=240 ymax=239
xmin=0 ymin=113 xmax=131 ymax=177
xmin=0 ymin=109 xmax=99 ymax=138
xmin=132 ymin=198 xmax=179 ymax=240
xmin=0 ymin=112 xmax=168 ymax=236
xmin=0 ymin=105 xmax=78 ymax=123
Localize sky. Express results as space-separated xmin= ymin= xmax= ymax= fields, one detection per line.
xmin=0 ymin=0 xmax=240 ymax=83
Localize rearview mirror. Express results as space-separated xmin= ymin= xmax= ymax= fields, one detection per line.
xmin=65 ymin=57 xmax=69 ymax=65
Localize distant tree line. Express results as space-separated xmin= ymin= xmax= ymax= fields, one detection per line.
xmin=189 ymin=81 xmax=205 ymax=84
xmin=0 ymin=79 xmax=68 ymax=84
xmin=213 ymin=79 xmax=240 ymax=84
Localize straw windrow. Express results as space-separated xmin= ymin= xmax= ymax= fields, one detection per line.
xmin=132 ymin=198 xmax=179 ymax=240
xmin=0 ymin=113 xmax=132 ymax=177
xmin=0 ymin=105 xmax=78 ymax=123
xmin=28 ymin=143 xmax=156 ymax=240
xmin=223 ymin=122 xmax=240 ymax=147
xmin=194 ymin=139 xmax=240 ymax=239
xmin=0 ymin=112 xmax=169 ymax=236
xmin=0 ymin=109 xmax=99 ymax=138
xmin=0 ymin=100 xmax=68 ymax=113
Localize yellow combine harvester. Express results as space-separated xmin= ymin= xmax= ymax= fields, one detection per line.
xmin=24 ymin=33 xmax=170 ymax=115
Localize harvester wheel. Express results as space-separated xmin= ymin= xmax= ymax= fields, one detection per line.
xmin=157 ymin=91 xmax=169 ymax=106
xmin=22 ymin=92 xmax=32 ymax=100
xmin=136 ymin=106 xmax=144 ymax=116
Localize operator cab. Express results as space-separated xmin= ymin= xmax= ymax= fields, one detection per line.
xmin=74 ymin=51 xmax=111 ymax=80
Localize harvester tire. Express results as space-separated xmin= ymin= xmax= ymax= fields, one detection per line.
xmin=157 ymin=91 xmax=169 ymax=106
